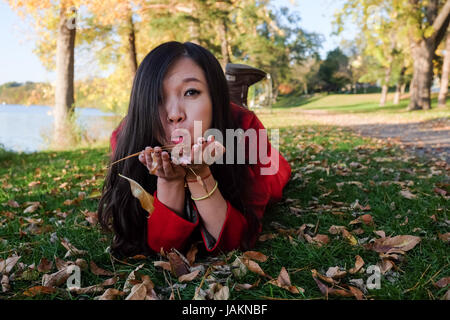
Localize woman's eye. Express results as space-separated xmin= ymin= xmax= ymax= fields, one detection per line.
xmin=185 ymin=89 xmax=200 ymax=97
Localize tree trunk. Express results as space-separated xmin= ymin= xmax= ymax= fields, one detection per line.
xmin=394 ymin=66 xmax=406 ymax=105
xmin=53 ymin=5 xmax=76 ymax=147
xmin=380 ymin=65 xmax=392 ymax=106
xmin=127 ymin=14 xmax=138 ymax=78
xmin=408 ymin=42 xmax=434 ymax=110
xmin=438 ymin=31 xmax=450 ymax=107
xmin=407 ymin=0 xmax=450 ymax=110
xmin=217 ymin=18 xmax=230 ymax=70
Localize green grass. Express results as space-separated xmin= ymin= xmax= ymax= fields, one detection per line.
xmin=0 ymin=103 xmax=449 ymax=300
xmin=271 ymin=93 xmax=450 ymax=122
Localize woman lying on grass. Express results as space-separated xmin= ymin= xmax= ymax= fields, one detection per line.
xmin=98 ymin=41 xmax=291 ymax=258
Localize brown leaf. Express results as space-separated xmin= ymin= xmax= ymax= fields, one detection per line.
xmin=90 ymin=261 xmax=114 ymax=276
xmin=350 ymin=214 xmax=374 ymax=226
xmin=434 ymin=277 xmax=450 ymax=289
xmin=325 ymin=266 xmax=347 ymax=279
xmin=6 ymin=200 xmax=20 ymax=208
xmin=119 ymin=174 xmax=154 ymax=215
xmin=41 ymin=268 xmax=71 ymax=287
xmin=434 ymin=187 xmax=447 ymax=196
xmin=125 ymin=283 xmax=147 ymax=300
xmin=377 ymin=259 xmax=395 ymax=274
xmin=0 ymin=255 xmax=21 ymax=274
xmin=243 ymin=251 xmax=268 ymax=263
xmin=60 ymin=238 xmax=88 ymax=258
xmin=311 ymin=234 xmax=330 ymax=247
xmin=123 ymin=264 xmax=145 ymax=293
xmin=234 ymin=279 xmax=260 ymax=291
xmin=399 ymin=190 xmax=417 ymax=199
xmin=101 ymin=276 xmax=119 ymax=287
xmin=23 ymin=202 xmax=40 ymax=214
xmin=438 ymin=233 xmax=450 ymax=243
xmin=311 ymin=270 xmax=352 ymax=298
xmin=37 ymin=257 xmax=53 ymax=273
xmin=168 ymin=251 xmax=190 ymax=277
xmin=311 ymin=269 xmax=335 ymax=285
xmin=347 ymin=285 xmax=365 ymax=300
xmin=348 ymin=255 xmax=364 ymax=274
xmin=242 ymin=258 xmax=271 ymax=279
xmin=95 ymin=288 xmax=126 ymax=300
xmin=328 ymin=225 xmax=347 ymax=235
xmin=153 ymin=261 xmax=172 ymax=272
xmin=371 ymin=235 xmax=421 ymax=253
xmin=23 ymin=286 xmax=59 ymax=297
xmin=374 ymin=230 xmax=386 ymax=238
xmin=178 ymin=269 xmax=201 ymax=283
xmin=69 ymin=285 xmax=104 ymax=295
xmin=258 ymin=233 xmax=277 ymax=242
xmin=81 ymin=210 xmax=98 ymax=225
xmin=1 ymin=274 xmax=10 ymax=292
xmin=186 ymin=244 xmax=198 ymax=266
xmin=269 ymin=267 xmax=304 ymax=294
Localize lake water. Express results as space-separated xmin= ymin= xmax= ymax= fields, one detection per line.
xmin=0 ymin=104 xmax=120 ymax=153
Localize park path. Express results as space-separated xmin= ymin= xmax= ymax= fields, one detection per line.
xmin=297 ymin=110 xmax=450 ymax=163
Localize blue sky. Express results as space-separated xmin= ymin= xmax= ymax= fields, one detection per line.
xmin=0 ymin=0 xmax=355 ymax=85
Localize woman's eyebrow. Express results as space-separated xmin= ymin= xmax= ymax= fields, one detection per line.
xmin=182 ymin=77 xmax=203 ymax=84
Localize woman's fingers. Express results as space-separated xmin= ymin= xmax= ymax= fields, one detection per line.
xmin=161 ymin=151 xmax=175 ymax=176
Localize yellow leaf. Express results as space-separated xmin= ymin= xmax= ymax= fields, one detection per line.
xmin=118 ymin=174 xmax=154 ymax=215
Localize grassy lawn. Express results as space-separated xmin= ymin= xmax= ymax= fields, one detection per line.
xmin=270 ymin=93 xmax=450 ymax=123
xmin=0 ymin=101 xmax=449 ymax=300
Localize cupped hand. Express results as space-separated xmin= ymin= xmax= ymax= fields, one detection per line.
xmin=138 ymin=146 xmax=186 ymax=182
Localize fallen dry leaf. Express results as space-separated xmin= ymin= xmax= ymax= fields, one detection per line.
xmin=348 ymin=255 xmax=364 ymax=274
xmin=60 ymin=238 xmax=88 ymax=258
xmin=2 ymin=274 xmax=10 ymax=292
xmin=90 ymin=261 xmax=114 ymax=276
xmin=186 ymin=244 xmax=198 ymax=266
xmin=153 ymin=261 xmax=172 ymax=272
xmin=119 ymin=174 xmax=154 ymax=215
xmin=350 ymin=214 xmax=374 ymax=226
xmin=438 ymin=233 xmax=450 ymax=243
xmin=178 ymin=269 xmax=201 ymax=283
xmin=37 ymin=257 xmax=53 ymax=273
xmin=0 ymin=255 xmax=21 ymax=274
xmin=399 ymin=190 xmax=417 ymax=200
xmin=41 ymin=268 xmax=71 ymax=287
xmin=168 ymin=251 xmax=190 ymax=277
xmin=325 ymin=266 xmax=347 ymax=279
xmin=23 ymin=202 xmax=40 ymax=214
xmin=95 ymin=288 xmax=126 ymax=300
xmin=371 ymin=235 xmax=421 ymax=254
xmin=125 ymin=283 xmax=147 ymax=300
xmin=242 ymin=258 xmax=271 ymax=279
xmin=243 ymin=251 xmax=268 ymax=263
xmin=22 ymin=285 xmax=59 ymax=297
xmin=269 ymin=267 xmax=304 ymax=294
xmin=434 ymin=277 xmax=450 ymax=289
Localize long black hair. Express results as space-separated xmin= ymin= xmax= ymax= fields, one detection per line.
xmin=98 ymin=41 xmax=259 ymax=257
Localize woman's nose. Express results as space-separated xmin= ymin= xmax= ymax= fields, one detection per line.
xmin=166 ymin=103 xmax=185 ymax=123
xmin=167 ymin=112 xmax=185 ymax=124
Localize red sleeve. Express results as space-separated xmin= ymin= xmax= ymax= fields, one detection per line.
xmin=147 ymin=191 xmax=199 ymax=253
xmin=203 ymin=111 xmax=291 ymax=253
xmin=110 ymin=118 xmax=126 ymax=156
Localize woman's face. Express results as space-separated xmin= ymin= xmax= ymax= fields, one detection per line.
xmin=158 ymin=56 xmax=213 ymax=147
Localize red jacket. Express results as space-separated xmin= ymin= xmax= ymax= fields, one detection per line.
xmin=110 ymin=102 xmax=291 ymax=254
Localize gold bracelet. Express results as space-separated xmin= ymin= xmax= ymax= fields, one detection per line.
xmin=191 ymin=180 xmax=218 ymax=201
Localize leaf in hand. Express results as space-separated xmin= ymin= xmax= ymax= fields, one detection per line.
xmin=118 ymin=174 xmax=154 ymax=215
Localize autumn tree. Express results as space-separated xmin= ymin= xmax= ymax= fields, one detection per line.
xmin=8 ymin=0 xmax=80 ymax=147
xmin=336 ymin=0 xmax=450 ymax=110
